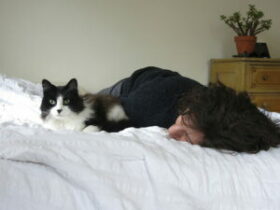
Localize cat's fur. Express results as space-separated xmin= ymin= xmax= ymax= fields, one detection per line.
xmin=40 ymin=78 xmax=131 ymax=132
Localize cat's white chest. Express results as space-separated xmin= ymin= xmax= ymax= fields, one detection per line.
xmin=43 ymin=106 xmax=93 ymax=131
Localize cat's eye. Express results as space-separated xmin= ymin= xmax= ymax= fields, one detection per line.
xmin=49 ymin=99 xmax=56 ymax=105
xmin=63 ymin=99 xmax=70 ymax=105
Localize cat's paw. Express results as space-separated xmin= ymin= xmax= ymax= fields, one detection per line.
xmin=83 ymin=125 xmax=100 ymax=133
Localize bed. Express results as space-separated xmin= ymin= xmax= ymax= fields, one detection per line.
xmin=1 ymin=74 xmax=280 ymax=210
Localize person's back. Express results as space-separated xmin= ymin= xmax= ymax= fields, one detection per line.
xmin=119 ymin=66 xmax=203 ymax=128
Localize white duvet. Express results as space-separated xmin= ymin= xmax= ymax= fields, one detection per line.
xmin=0 ymin=74 xmax=280 ymax=210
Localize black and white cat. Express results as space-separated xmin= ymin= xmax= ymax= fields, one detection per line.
xmin=40 ymin=78 xmax=131 ymax=132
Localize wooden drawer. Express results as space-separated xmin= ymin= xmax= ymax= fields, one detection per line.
xmin=210 ymin=62 xmax=245 ymax=91
xmin=246 ymin=64 xmax=280 ymax=92
xmin=250 ymin=94 xmax=280 ymax=112
xmin=211 ymin=59 xmax=280 ymax=113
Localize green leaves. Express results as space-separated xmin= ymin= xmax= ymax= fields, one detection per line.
xmin=220 ymin=4 xmax=272 ymax=36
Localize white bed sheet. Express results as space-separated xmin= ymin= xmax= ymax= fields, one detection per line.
xmin=0 ymin=74 xmax=280 ymax=210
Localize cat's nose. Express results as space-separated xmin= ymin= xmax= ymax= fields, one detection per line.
xmin=57 ymin=109 xmax=62 ymax=114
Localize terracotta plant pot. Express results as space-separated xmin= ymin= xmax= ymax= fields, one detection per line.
xmin=234 ymin=36 xmax=257 ymax=55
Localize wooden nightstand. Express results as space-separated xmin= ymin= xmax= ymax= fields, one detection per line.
xmin=210 ymin=58 xmax=280 ymax=112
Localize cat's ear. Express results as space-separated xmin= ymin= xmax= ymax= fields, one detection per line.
xmin=66 ymin=78 xmax=78 ymax=90
xmin=42 ymin=79 xmax=53 ymax=91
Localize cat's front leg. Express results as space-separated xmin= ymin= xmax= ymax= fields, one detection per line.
xmin=83 ymin=125 xmax=100 ymax=133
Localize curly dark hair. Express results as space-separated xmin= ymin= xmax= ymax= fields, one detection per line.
xmin=178 ymin=83 xmax=280 ymax=153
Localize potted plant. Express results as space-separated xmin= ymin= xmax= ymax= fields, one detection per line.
xmin=220 ymin=4 xmax=272 ymax=56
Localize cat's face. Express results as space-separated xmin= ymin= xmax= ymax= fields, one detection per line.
xmin=40 ymin=78 xmax=84 ymax=120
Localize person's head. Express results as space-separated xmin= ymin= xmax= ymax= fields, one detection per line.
xmin=168 ymin=83 xmax=280 ymax=153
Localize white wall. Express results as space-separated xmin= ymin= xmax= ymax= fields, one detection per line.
xmin=0 ymin=0 xmax=279 ymax=92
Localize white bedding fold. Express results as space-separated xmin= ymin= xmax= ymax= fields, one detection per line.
xmin=1 ymin=124 xmax=280 ymax=210
xmin=0 ymin=74 xmax=42 ymax=125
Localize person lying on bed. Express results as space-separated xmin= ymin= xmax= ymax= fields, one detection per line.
xmin=99 ymin=66 xmax=280 ymax=153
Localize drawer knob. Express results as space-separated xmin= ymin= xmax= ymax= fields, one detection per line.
xmin=262 ymin=75 xmax=269 ymax=81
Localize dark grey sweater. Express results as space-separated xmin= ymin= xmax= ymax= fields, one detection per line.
xmin=119 ymin=66 xmax=203 ymax=128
